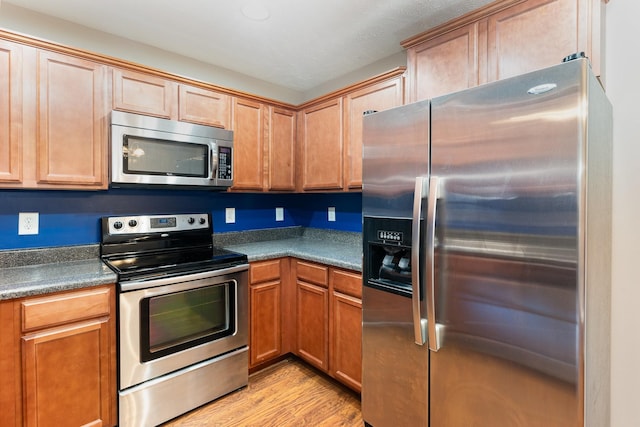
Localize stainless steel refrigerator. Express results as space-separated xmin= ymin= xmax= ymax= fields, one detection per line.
xmin=361 ymin=58 xmax=611 ymax=426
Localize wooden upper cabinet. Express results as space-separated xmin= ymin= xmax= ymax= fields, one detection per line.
xmin=113 ymin=68 xmax=176 ymax=118
xmin=298 ymin=98 xmax=343 ymax=191
xmin=487 ymin=0 xmax=580 ymax=82
xmin=406 ymin=23 xmax=481 ymax=102
xmin=267 ymin=107 xmax=296 ymax=191
xmin=403 ymin=0 xmax=606 ymax=100
xmin=344 ymin=75 xmax=404 ymax=188
xmin=178 ymin=84 xmax=231 ymax=129
xmin=232 ymin=97 xmax=265 ymax=191
xmin=36 ymin=50 xmax=109 ymax=188
xmin=0 ymin=39 xmax=22 ymax=184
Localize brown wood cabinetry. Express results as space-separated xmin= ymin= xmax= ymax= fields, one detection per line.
xmin=406 ymin=23 xmax=481 ymax=101
xmin=249 ymin=259 xmax=284 ymax=368
xmin=0 ymin=39 xmax=109 ymax=190
xmin=0 ymin=39 xmax=22 ymax=185
xmin=329 ymin=269 xmax=362 ymax=392
xmin=178 ymin=84 xmax=231 ymax=129
xmin=232 ymin=97 xmax=265 ymax=191
xmin=486 ymin=0 xmax=580 ymax=81
xmin=291 ymin=259 xmax=362 ymax=392
xmin=403 ymin=0 xmax=606 ymax=102
xmin=297 ymin=68 xmax=405 ymax=192
xmin=36 ymin=50 xmax=109 ymax=188
xmin=113 ymin=68 xmax=231 ymax=128
xmin=267 ymin=107 xmax=297 ymax=191
xmin=343 ymin=76 xmax=404 ymax=189
xmin=295 ymin=260 xmax=330 ymax=370
xmin=0 ymin=285 xmax=117 ymax=427
xmin=298 ymin=98 xmax=344 ymax=191
xmin=113 ymin=68 xmax=176 ymax=118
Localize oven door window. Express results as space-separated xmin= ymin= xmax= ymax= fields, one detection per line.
xmin=140 ymin=281 xmax=236 ymax=362
xmin=123 ymin=135 xmax=209 ymax=178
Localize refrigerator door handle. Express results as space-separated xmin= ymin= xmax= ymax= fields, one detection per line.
xmin=427 ymin=176 xmax=443 ymax=351
xmin=412 ymin=176 xmax=428 ymax=345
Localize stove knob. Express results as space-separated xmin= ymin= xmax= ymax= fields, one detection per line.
xmin=199 ymin=217 xmax=206 ymax=225
xmin=113 ymin=221 xmax=123 ymax=230
xmin=188 ymin=217 xmax=196 ymax=225
xmin=128 ymin=219 xmax=138 ymax=228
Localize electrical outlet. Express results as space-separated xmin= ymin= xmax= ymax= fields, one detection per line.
xmin=225 ymin=207 xmax=236 ymax=224
xmin=19 ymin=212 xmax=39 ymax=235
xmin=328 ymin=207 xmax=336 ymax=222
xmin=275 ymin=207 xmax=284 ymax=222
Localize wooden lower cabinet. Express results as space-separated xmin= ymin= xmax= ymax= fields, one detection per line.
xmin=296 ymin=280 xmax=330 ymax=371
xmin=249 ymin=259 xmax=284 ymax=368
xmin=249 ymin=258 xmax=363 ymax=392
xmin=0 ymin=285 xmax=116 ymax=427
xmin=291 ymin=260 xmax=362 ymax=392
xmin=330 ymin=269 xmax=363 ymax=393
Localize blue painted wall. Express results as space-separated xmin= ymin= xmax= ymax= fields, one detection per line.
xmin=0 ymin=190 xmax=362 ymax=250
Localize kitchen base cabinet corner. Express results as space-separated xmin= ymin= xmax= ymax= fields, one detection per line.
xmin=291 ymin=260 xmax=362 ymax=392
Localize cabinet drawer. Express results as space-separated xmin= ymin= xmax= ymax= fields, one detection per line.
xmin=21 ymin=286 xmax=111 ymax=332
xmin=296 ymin=261 xmax=328 ymax=287
xmin=250 ymin=259 xmax=281 ymax=284
xmin=332 ymin=269 xmax=362 ymax=298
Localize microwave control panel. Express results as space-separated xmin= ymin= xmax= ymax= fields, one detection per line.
xmin=218 ymin=146 xmax=232 ymax=180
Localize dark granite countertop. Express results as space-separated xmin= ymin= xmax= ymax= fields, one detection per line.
xmin=0 ymin=259 xmax=117 ymax=300
xmin=0 ymin=228 xmax=362 ymax=300
xmin=217 ymin=227 xmax=362 ymax=272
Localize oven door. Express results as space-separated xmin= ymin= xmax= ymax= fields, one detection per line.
xmin=119 ymin=264 xmax=248 ymax=390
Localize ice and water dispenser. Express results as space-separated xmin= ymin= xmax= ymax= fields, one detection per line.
xmin=363 ymin=217 xmax=416 ymax=297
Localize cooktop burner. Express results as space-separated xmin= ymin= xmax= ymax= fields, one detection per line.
xmin=100 ymin=213 xmax=247 ymax=282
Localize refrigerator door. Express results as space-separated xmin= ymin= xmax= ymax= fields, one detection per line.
xmin=362 ymin=100 xmax=430 ymax=220
xmin=429 ymin=59 xmax=592 ymax=426
xmin=362 ymin=101 xmax=430 ymax=426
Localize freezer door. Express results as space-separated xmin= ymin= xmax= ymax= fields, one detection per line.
xmin=362 ymin=286 xmax=428 ymax=426
xmin=428 ymin=59 xmax=592 ymax=425
xmin=362 ymin=101 xmax=430 ymax=219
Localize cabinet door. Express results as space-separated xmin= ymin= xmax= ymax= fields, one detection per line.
xmin=22 ymin=318 xmax=112 ymax=427
xmin=178 ymin=84 xmax=231 ymax=129
xmin=113 ymin=68 xmax=176 ymax=118
xmin=232 ymin=97 xmax=264 ymax=191
xmin=0 ymin=39 xmax=22 ymax=185
xmin=344 ymin=76 xmax=404 ymax=189
xmin=267 ymin=107 xmax=296 ymax=191
xmin=331 ymin=291 xmax=362 ymax=392
xmin=0 ymin=300 xmax=19 ymax=427
xmin=487 ymin=0 xmax=580 ymax=81
xmin=296 ymin=281 xmax=329 ymax=371
xmin=406 ymin=23 xmax=481 ymax=102
xmin=299 ymin=98 xmax=343 ymax=191
xmin=37 ymin=50 xmax=108 ymax=188
xmin=250 ymin=281 xmax=282 ymax=366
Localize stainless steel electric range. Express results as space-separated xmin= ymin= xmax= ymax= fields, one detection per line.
xmin=100 ymin=213 xmax=249 ymax=427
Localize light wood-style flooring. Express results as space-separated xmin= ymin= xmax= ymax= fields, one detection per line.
xmin=162 ymin=358 xmax=363 ymax=426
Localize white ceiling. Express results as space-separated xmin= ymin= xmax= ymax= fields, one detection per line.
xmin=3 ymin=0 xmax=493 ymax=92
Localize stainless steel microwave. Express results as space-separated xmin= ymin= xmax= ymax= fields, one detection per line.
xmin=110 ymin=111 xmax=234 ymax=189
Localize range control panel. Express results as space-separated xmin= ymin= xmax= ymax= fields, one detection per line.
xmin=106 ymin=213 xmax=210 ymax=235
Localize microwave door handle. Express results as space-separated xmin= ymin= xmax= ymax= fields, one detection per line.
xmin=412 ymin=177 xmax=428 ymax=345
xmin=209 ymin=144 xmax=218 ymax=181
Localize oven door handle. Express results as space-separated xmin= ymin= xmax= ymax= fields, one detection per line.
xmin=119 ymin=263 xmax=249 ymax=292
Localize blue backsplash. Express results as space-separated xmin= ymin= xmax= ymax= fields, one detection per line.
xmin=0 ymin=190 xmax=362 ymax=250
